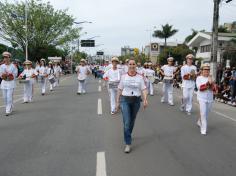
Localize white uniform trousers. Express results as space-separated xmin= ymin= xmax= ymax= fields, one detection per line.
xmin=182 ymin=87 xmax=194 ymax=112
xmin=149 ymin=81 xmax=154 ymax=95
xmin=161 ymin=83 xmax=173 ymax=104
xmin=40 ymin=78 xmax=47 ymax=94
xmin=198 ymin=101 xmax=212 ymax=134
xmin=49 ymin=83 xmax=54 ymax=91
xmin=78 ymin=80 xmax=86 ymax=93
xmin=24 ymin=82 xmax=33 ymax=102
xmin=54 ymin=77 xmax=59 ymax=87
xmin=109 ymin=88 xmax=118 ymax=112
xmin=2 ymin=88 xmax=14 ymax=113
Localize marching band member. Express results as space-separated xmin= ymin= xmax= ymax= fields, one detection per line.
xmin=103 ymin=57 xmax=121 ymax=115
xmin=76 ymin=59 xmax=90 ymax=95
xmin=136 ymin=62 xmax=145 ymax=75
xmin=53 ymin=62 xmax=62 ymax=87
xmin=144 ymin=62 xmax=155 ymax=96
xmin=38 ymin=58 xmax=48 ymax=95
xmin=0 ymin=52 xmax=18 ymax=116
xmin=196 ymin=63 xmax=215 ymax=135
xmin=116 ymin=58 xmax=148 ymax=153
xmin=180 ymin=54 xmax=197 ymax=115
xmin=48 ymin=61 xmax=56 ymax=91
xmin=18 ymin=60 xmax=37 ymax=103
xmin=160 ymin=57 xmax=178 ymax=106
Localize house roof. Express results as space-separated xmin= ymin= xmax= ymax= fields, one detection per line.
xmin=187 ymin=32 xmax=236 ymax=47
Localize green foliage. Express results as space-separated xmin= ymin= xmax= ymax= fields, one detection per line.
xmin=153 ymin=23 xmax=178 ymax=46
xmin=0 ymin=0 xmax=81 ymax=61
xmin=218 ymin=25 xmax=230 ymax=33
xmin=158 ymin=44 xmax=194 ymax=65
xmin=0 ymin=43 xmax=24 ymax=61
xmin=73 ymin=50 xmax=88 ymax=63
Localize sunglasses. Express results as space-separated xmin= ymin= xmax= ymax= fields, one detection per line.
xmin=3 ymin=56 xmax=10 ymax=58
xmin=203 ymin=69 xmax=210 ymax=71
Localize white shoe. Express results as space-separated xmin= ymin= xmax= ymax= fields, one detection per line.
xmin=124 ymin=145 xmax=131 ymax=153
xmin=168 ymin=102 xmax=174 ymax=106
xmin=111 ymin=111 xmax=115 ymax=115
xmin=232 ymin=102 xmax=236 ymax=106
xmin=201 ymin=131 xmax=207 ymax=136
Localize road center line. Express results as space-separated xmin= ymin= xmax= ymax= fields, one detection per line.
xmin=97 ymin=98 xmax=102 ymax=115
xmin=99 ymin=80 xmax=101 ymax=84
xmin=96 ymin=152 xmax=107 ymax=176
xmin=98 ymin=85 xmax=101 ymax=92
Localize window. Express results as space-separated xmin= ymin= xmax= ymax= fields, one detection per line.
xmin=200 ymin=45 xmax=211 ymax=53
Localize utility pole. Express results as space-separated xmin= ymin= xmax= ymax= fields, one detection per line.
xmin=211 ymin=0 xmax=221 ymax=80
xmin=25 ymin=0 xmax=28 ymax=61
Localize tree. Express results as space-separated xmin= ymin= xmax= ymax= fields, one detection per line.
xmin=152 ymin=24 xmax=178 ymax=47
xmin=158 ymin=44 xmax=194 ymax=65
xmin=218 ymin=25 xmax=229 ymax=33
xmin=0 ymin=0 xmax=81 ymax=61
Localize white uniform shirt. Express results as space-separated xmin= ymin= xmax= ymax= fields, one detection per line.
xmin=38 ymin=66 xmax=48 ymax=76
xmin=136 ymin=67 xmax=145 ymax=75
xmin=161 ymin=65 xmax=177 ymax=78
xmin=103 ymin=68 xmax=121 ymax=82
xmin=181 ymin=65 xmax=197 ymax=88
xmin=0 ymin=63 xmax=18 ymax=89
xmin=196 ymin=76 xmax=213 ymax=103
xmin=124 ymin=65 xmax=128 ymax=73
xmin=20 ymin=68 xmax=38 ymax=81
xmin=54 ymin=66 xmax=62 ymax=77
xmin=77 ymin=65 xmax=89 ymax=80
xmin=144 ymin=68 xmax=155 ymax=77
xmin=118 ymin=73 xmax=146 ymax=96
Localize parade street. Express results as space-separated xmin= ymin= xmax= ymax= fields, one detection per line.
xmin=0 ymin=75 xmax=235 ymax=176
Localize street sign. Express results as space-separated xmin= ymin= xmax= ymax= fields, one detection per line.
xmin=97 ymin=51 xmax=104 ymax=55
xmin=81 ymin=40 xmax=95 ymax=47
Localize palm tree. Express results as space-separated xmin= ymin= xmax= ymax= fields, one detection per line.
xmin=152 ymin=23 xmax=178 ymax=47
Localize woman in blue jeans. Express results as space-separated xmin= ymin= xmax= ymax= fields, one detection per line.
xmin=116 ymin=58 xmax=148 ymax=153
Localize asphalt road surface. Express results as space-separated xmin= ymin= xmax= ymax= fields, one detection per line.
xmin=0 ymin=75 xmax=235 ymax=176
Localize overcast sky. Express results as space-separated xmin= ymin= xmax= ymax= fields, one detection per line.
xmin=2 ymin=0 xmax=236 ymax=56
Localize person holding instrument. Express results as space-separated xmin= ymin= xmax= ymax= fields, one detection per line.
xmin=196 ymin=63 xmax=216 ymax=135
xmin=160 ymin=57 xmax=178 ymax=106
xmin=116 ymin=58 xmax=148 ymax=153
xmin=0 ymin=52 xmax=18 ymax=116
xmin=180 ymin=54 xmax=197 ymax=115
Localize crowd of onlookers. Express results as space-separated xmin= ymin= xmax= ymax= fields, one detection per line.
xmin=215 ymin=66 xmax=236 ymax=106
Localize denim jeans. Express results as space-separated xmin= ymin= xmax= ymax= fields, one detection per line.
xmin=120 ymin=96 xmax=141 ymax=145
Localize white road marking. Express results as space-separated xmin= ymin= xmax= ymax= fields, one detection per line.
xmin=98 ymin=85 xmax=101 ymax=92
xmin=96 ymin=152 xmax=107 ymax=176
xmin=97 ymin=98 xmax=102 ymax=115
xmin=213 ymin=111 xmax=236 ymax=122
xmin=99 ymin=80 xmax=101 ymax=84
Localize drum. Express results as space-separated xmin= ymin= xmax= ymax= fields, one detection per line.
xmin=19 ymin=79 xmax=30 ymax=84
xmin=48 ymin=75 xmax=56 ymax=84
xmin=163 ymin=76 xmax=174 ymax=84
xmin=148 ymin=76 xmax=155 ymax=83
xmin=108 ymin=81 xmax=119 ymax=89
